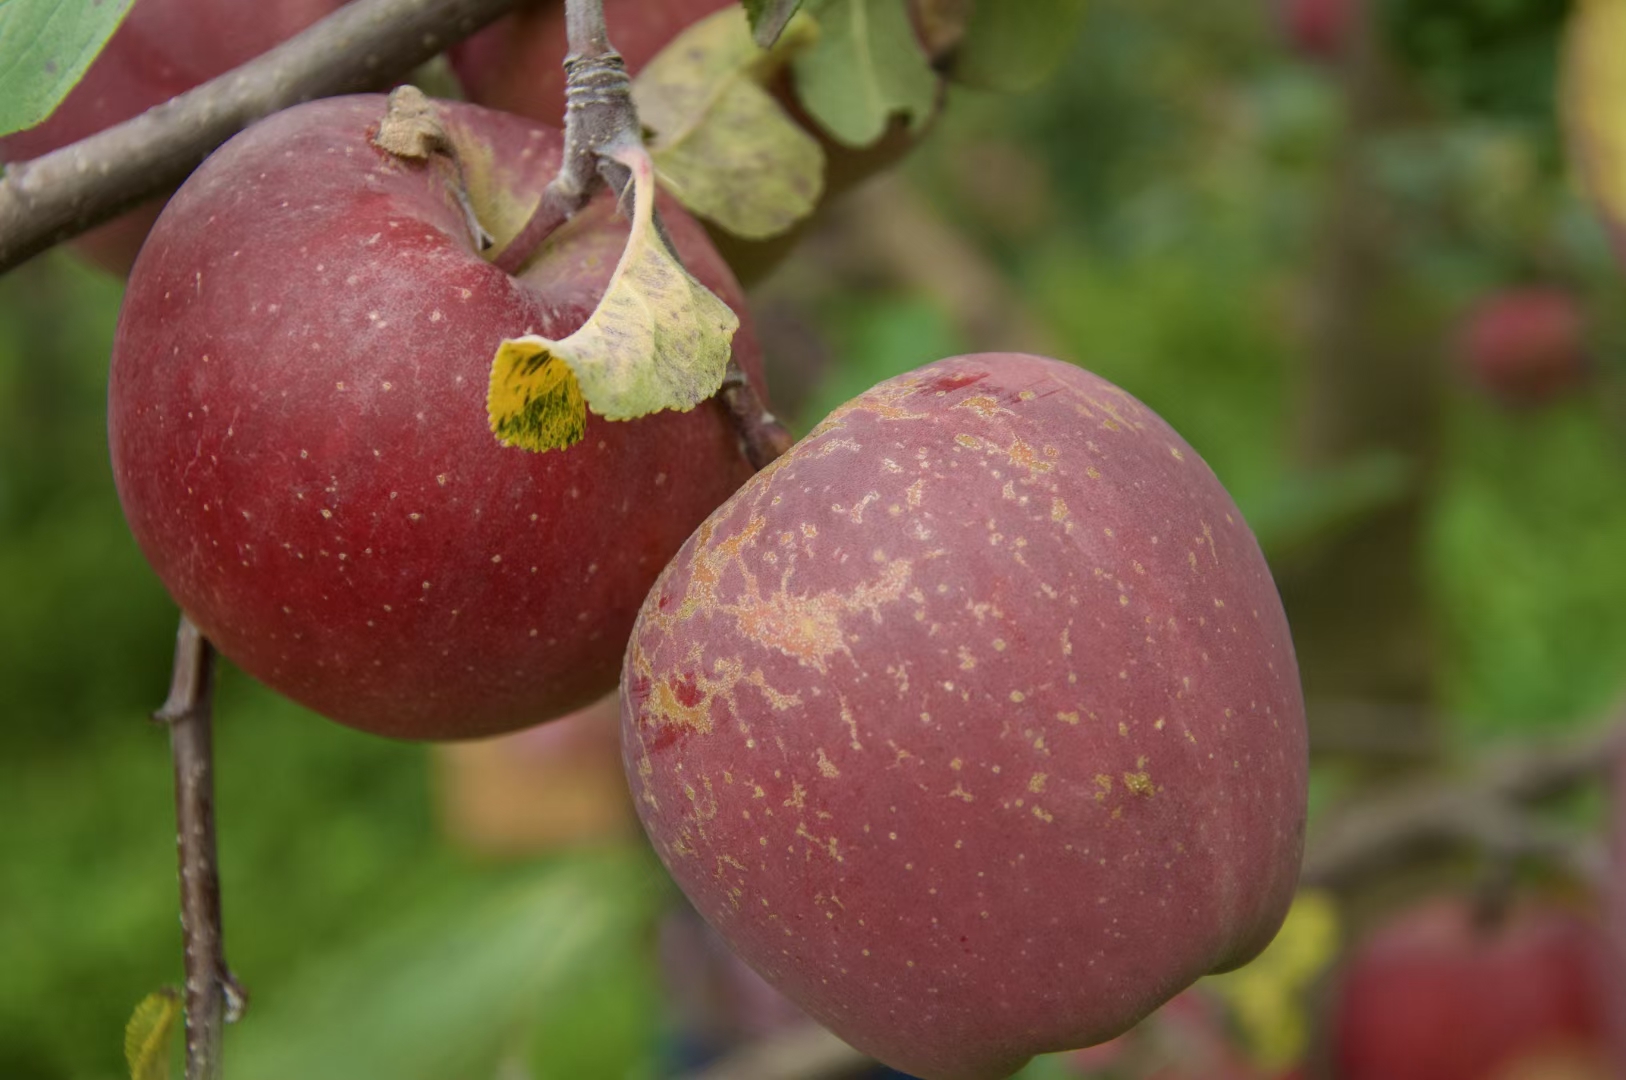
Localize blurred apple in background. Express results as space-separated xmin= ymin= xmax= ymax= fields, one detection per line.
xmin=1329 ymin=897 xmax=1612 ymax=1080
xmin=0 ymin=0 xmax=350 ymax=274
xmin=433 ymin=694 xmax=636 ymax=855
xmin=1453 ymin=287 xmax=1591 ymax=409
xmin=1280 ymin=0 xmax=1356 ymax=62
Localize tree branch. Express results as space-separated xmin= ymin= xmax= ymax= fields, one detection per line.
xmin=153 ymin=615 xmax=241 ymax=1080
xmin=1301 ymin=708 xmax=1626 ymax=892
xmin=495 ymin=0 xmax=638 ymax=274
xmin=0 ymin=0 xmax=522 ymax=274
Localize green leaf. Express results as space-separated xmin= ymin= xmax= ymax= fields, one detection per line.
xmin=742 ymin=0 xmax=805 ymax=48
xmin=635 ymin=7 xmax=825 ymax=240
xmin=1561 ymin=0 xmax=1626 ymax=260
xmin=951 ymin=0 xmax=1088 ymax=93
xmin=230 ymin=854 xmax=668 ymax=1080
xmin=124 ymin=988 xmax=180 ymax=1080
xmin=525 ymin=902 xmax=663 ymax=1080
xmin=0 ymin=0 xmax=136 ymax=138
xmin=488 ymin=141 xmax=739 ymax=451
xmin=792 ymin=0 xmax=938 ymax=147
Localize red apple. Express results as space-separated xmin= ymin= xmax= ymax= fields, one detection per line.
xmin=0 ymin=0 xmax=350 ymax=275
xmin=1454 ymin=287 xmax=1590 ymax=408
xmin=108 ymin=95 xmax=765 ymax=740
xmin=621 ymin=353 xmax=1308 ymax=1079
xmin=1279 ymin=0 xmax=1356 ymax=61
xmin=1331 ymin=898 xmax=1611 ymax=1080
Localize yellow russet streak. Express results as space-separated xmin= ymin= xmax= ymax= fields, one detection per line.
xmin=676 ymin=513 xmax=767 ymax=619
xmin=725 ymin=558 xmax=913 ymax=673
xmin=650 ymin=677 xmax=714 ymax=735
xmin=954 ymin=394 xmax=1013 ymax=418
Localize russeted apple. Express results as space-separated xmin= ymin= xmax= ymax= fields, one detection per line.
xmin=0 ymin=0 xmax=349 ymax=274
xmin=622 ymin=353 xmax=1308 ymax=1079
xmin=108 ymin=95 xmax=765 ymax=740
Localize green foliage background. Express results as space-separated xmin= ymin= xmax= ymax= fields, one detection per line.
xmin=3 ymin=1 xmax=1624 ymax=1077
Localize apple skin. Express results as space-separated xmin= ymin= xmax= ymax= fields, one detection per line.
xmin=1454 ymin=288 xmax=1590 ymax=408
xmin=0 ymin=0 xmax=349 ymax=275
xmin=109 ymin=95 xmax=764 ymax=740
xmin=621 ymin=353 xmax=1308 ymax=1079
xmin=1279 ymin=0 xmax=1355 ymax=61
xmin=1331 ymin=898 xmax=1610 ymax=1080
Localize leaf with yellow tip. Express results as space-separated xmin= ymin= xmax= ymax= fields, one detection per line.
xmin=487 ymin=141 xmax=738 ymax=452
xmin=488 ymin=341 xmax=588 ymax=451
xmin=124 ymin=988 xmax=180 ymax=1080
xmin=1203 ymin=890 xmax=1340 ymax=1069
xmin=634 ymin=7 xmax=825 ymax=240
xmin=1562 ymin=0 xmax=1626 ymax=265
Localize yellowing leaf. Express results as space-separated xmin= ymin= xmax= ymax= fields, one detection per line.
xmin=1203 ymin=891 xmax=1340 ymax=1069
xmin=124 ymin=988 xmax=180 ymax=1080
xmin=1562 ymin=0 xmax=1626 ymax=261
xmin=792 ymin=0 xmax=937 ymax=148
xmin=633 ymin=7 xmax=825 ymax=240
xmin=488 ymin=342 xmax=587 ymax=452
xmin=487 ymin=142 xmax=738 ymax=452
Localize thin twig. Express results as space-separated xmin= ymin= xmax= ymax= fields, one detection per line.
xmin=494 ymin=0 xmax=639 ymax=273
xmin=154 ymin=615 xmax=240 ymax=1080
xmin=1301 ymin=709 xmax=1626 ymax=891
xmin=507 ymin=0 xmax=794 ymax=470
xmin=0 ymin=0 xmax=522 ymax=274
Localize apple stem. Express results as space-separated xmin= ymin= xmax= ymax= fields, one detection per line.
xmin=154 ymin=615 xmax=244 ymax=1080
xmin=496 ymin=0 xmax=794 ymax=470
xmin=493 ymin=0 xmax=636 ymax=273
xmin=719 ymin=364 xmax=794 ymax=470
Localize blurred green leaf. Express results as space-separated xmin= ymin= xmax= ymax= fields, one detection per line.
xmin=231 ymin=852 xmax=667 ymax=1080
xmin=951 ymin=0 xmax=1089 ymax=93
xmin=1242 ymin=451 xmax=1415 ymax=560
xmin=526 ymin=897 xmax=664 ymax=1080
xmin=0 ymin=0 xmax=135 ymax=136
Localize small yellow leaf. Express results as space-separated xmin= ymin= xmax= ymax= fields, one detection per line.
xmin=1203 ymin=890 xmax=1340 ymax=1069
xmin=1562 ymin=0 xmax=1626 ymax=255
xmin=487 ymin=340 xmax=588 ymax=452
xmin=634 ymin=7 xmax=825 ymax=240
xmin=487 ymin=142 xmax=738 ymax=451
xmin=124 ymin=988 xmax=181 ymax=1080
